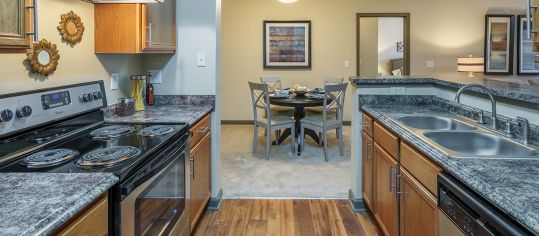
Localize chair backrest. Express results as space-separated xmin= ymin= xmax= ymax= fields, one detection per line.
xmin=322 ymin=83 xmax=348 ymax=125
xmin=324 ymin=77 xmax=345 ymax=85
xmin=260 ymin=76 xmax=283 ymax=92
xmin=249 ymin=82 xmax=271 ymax=121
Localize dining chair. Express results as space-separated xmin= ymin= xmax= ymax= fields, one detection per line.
xmin=249 ymin=82 xmax=296 ymax=160
xmin=260 ymin=76 xmax=294 ymax=140
xmin=324 ymin=77 xmax=345 ymax=85
xmin=299 ymin=83 xmax=348 ymax=162
xmin=306 ymin=76 xmax=345 ymax=139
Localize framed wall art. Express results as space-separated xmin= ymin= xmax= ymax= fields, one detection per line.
xmin=263 ymin=21 xmax=311 ymax=69
xmin=484 ymin=14 xmax=514 ymax=75
xmin=517 ymin=15 xmax=539 ymax=75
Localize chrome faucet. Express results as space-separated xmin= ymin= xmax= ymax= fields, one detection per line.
xmin=454 ymin=83 xmax=497 ymax=129
xmin=517 ymin=117 xmax=531 ymax=144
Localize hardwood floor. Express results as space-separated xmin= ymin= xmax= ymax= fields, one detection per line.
xmin=192 ymin=199 xmax=380 ymax=236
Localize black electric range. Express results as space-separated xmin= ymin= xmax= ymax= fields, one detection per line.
xmin=0 ymin=81 xmax=191 ymax=235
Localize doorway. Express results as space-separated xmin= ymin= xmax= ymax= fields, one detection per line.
xmin=356 ymin=13 xmax=411 ymax=76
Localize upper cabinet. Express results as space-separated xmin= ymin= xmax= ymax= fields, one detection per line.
xmin=94 ymin=0 xmax=176 ymax=54
xmin=0 ymin=0 xmax=35 ymax=52
xmin=532 ymin=0 xmax=539 ymax=51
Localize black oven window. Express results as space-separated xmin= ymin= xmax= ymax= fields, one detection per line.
xmin=135 ymin=154 xmax=185 ymax=235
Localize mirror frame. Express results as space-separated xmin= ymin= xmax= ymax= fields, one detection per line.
xmin=57 ymin=11 xmax=84 ymax=44
xmin=26 ymin=39 xmax=60 ymax=76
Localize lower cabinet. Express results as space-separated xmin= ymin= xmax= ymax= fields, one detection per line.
xmin=373 ymin=143 xmax=398 ymax=236
xmin=55 ymin=193 xmax=108 ymax=236
xmin=362 ymin=131 xmax=374 ymax=211
xmin=189 ymin=132 xmax=211 ymax=232
xmin=399 ymin=168 xmax=438 ymax=236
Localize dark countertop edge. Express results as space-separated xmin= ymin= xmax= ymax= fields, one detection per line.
xmin=25 ymin=174 xmax=118 ymax=236
xmin=188 ymin=106 xmax=214 ymax=126
xmin=359 ymin=105 xmax=538 ymax=234
xmin=349 ymin=76 xmax=539 ymax=105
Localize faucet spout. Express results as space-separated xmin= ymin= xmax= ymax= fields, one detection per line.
xmin=454 ymin=83 xmax=497 ymax=129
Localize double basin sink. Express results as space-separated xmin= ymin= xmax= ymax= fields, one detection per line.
xmin=390 ymin=115 xmax=539 ymax=160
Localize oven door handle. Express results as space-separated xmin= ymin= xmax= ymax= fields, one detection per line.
xmin=120 ymin=145 xmax=186 ymax=198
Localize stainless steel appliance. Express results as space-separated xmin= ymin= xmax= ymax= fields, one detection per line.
xmin=437 ymin=173 xmax=532 ymax=236
xmin=0 ymin=81 xmax=190 ymax=236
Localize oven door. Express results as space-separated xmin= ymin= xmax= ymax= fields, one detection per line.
xmin=120 ymin=137 xmax=188 ymax=236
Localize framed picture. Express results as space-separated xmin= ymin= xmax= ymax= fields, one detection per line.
xmin=517 ymin=15 xmax=539 ymax=75
xmin=263 ymin=21 xmax=311 ymax=69
xmin=484 ymin=15 xmax=514 ymax=75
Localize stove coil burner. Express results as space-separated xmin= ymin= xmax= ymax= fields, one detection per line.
xmin=77 ymin=146 xmax=141 ymax=167
xmin=27 ymin=127 xmax=71 ymax=143
xmin=90 ymin=125 xmax=134 ymax=139
xmin=21 ymin=149 xmax=79 ymax=168
xmin=137 ymin=126 xmax=175 ymax=137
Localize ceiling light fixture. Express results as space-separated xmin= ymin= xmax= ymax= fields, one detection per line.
xmin=278 ymin=0 xmax=298 ymax=3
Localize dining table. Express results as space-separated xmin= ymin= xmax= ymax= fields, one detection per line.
xmin=269 ymin=93 xmax=329 ymax=149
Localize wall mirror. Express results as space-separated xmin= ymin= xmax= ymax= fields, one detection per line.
xmin=26 ymin=39 xmax=60 ymax=76
xmin=58 ymin=11 xmax=84 ymax=44
xmin=0 ymin=0 xmax=37 ymax=52
xmin=357 ymin=13 xmax=410 ymax=76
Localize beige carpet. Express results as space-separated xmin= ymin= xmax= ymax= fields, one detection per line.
xmin=220 ymin=125 xmax=351 ymax=199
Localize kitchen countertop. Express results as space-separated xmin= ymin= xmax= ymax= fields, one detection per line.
xmin=361 ymin=104 xmax=539 ymax=234
xmin=0 ymin=173 xmax=118 ymax=236
xmin=350 ymin=76 xmax=539 ymax=105
xmin=104 ymin=105 xmax=213 ymax=125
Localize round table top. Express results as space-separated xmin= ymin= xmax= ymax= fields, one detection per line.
xmin=269 ymin=94 xmax=326 ymax=108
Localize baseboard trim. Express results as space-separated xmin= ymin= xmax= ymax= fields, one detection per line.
xmin=206 ymin=188 xmax=223 ymax=211
xmin=348 ymin=189 xmax=367 ymax=212
xmin=222 ymin=120 xmax=352 ymax=125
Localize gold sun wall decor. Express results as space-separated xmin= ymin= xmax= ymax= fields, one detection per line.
xmin=26 ymin=39 xmax=60 ymax=76
xmin=57 ymin=11 xmax=84 ymax=44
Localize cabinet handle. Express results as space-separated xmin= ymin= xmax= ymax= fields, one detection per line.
xmin=146 ymin=22 xmax=152 ymax=47
xmin=394 ymin=168 xmax=401 ymax=198
xmin=196 ymin=126 xmax=210 ymax=134
xmin=366 ymin=142 xmax=372 ymax=160
xmin=361 ymin=122 xmax=371 ymax=129
xmin=388 ymin=166 xmax=393 ymax=193
xmin=190 ymin=156 xmax=195 ymax=178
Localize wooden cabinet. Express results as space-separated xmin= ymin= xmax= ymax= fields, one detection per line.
xmin=373 ymin=143 xmax=398 ymax=236
xmin=189 ymin=114 xmax=212 ymax=233
xmin=362 ymin=131 xmax=374 ymax=211
xmin=533 ymin=0 xmax=539 ymax=51
xmin=0 ymin=0 xmax=35 ymax=52
xmin=94 ymin=0 xmax=176 ymax=54
xmin=399 ymin=168 xmax=438 ymax=236
xmin=374 ymin=122 xmax=399 ymax=158
xmin=401 ymin=142 xmax=442 ymax=197
xmin=55 ymin=193 xmax=109 ymax=236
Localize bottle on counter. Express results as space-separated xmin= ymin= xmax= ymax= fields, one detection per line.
xmin=146 ymin=71 xmax=154 ymax=106
xmin=130 ymin=75 xmax=146 ymax=111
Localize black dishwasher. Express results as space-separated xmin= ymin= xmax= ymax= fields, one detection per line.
xmin=437 ymin=173 xmax=533 ymax=236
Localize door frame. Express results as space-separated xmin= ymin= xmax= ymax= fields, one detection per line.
xmin=356 ymin=13 xmax=411 ymax=76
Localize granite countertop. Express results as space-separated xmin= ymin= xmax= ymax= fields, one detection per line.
xmin=0 ymin=173 xmax=118 ymax=236
xmin=104 ymin=105 xmax=213 ymax=125
xmin=350 ymin=76 xmax=539 ymax=105
xmin=361 ymin=104 xmax=539 ymax=234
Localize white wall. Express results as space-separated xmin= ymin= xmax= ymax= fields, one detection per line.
xmin=143 ymin=0 xmax=218 ymax=95
xmin=377 ymin=17 xmax=404 ymax=76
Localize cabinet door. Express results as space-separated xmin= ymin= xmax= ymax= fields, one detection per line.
xmin=0 ymin=0 xmax=34 ymax=52
xmin=142 ymin=0 xmax=176 ymax=52
xmin=374 ymin=143 xmax=398 ymax=236
xmin=399 ymin=168 xmax=438 ymax=236
xmin=362 ymin=131 xmax=374 ymax=211
xmin=189 ymin=133 xmax=211 ymax=232
xmin=534 ymin=0 xmax=539 ymax=51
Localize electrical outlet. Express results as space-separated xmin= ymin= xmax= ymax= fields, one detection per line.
xmin=426 ymin=60 xmax=435 ymax=68
xmin=344 ymin=60 xmax=351 ymax=68
xmin=390 ymin=87 xmax=406 ymax=95
xmin=110 ymin=73 xmax=119 ymax=90
xmin=148 ymin=70 xmax=162 ymax=84
xmin=197 ymin=52 xmax=206 ymax=67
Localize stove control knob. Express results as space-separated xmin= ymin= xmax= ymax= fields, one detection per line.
xmin=87 ymin=93 xmax=94 ymax=102
xmin=93 ymin=92 xmax=102 ymax=100
xmin=16 ymin=106 xmax=32 ymax=118
xmin=80 ymin=94 xmax=89 ymax=102
xmin=0 ymin=109 xmax=13 ymax=122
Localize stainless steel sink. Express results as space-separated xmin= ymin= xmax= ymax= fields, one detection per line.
xmin=423 ymin=131 xmax=539 ymax=159
xmin=395 ymin=115 xmax=476 ymax=131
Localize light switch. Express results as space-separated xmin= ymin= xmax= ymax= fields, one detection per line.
xmin=111 ymin=73 xmax=119 ymax=90
xmin=344 ymin=60 xmax=351 ymax=68
xmin=148 ymin=70 xmax=162 ymax=84
xmin=426 ymin=60 xmax=435 ymax=68
xmin=197 ymin=52 xmax=206 ymax=67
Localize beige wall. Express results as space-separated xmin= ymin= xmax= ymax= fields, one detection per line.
xmin=359 ymin=17 xmax=378 ymax=77
xmin=221 ymin=0 xmax=523 ymax=121
xmin=0 ymin=0 xmax=141 ymax=102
